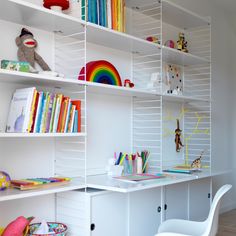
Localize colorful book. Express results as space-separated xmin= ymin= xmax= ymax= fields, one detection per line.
xmin=88 ymin=0 xmax=98 ymax=24
xmin=45 ymin=94 xmax=55 ymax=133
xmin=82 ymin=0 xmax=86 ymax=20
xmin=68 ymin=105 xmax=76 ymax=133
xmin=73 ymin=110 xmax=78 ymax=133
xmin=64 ymin=101 xmax=72 ymax=133
xmin=6 ymin=87 xmax=36 ymax=133
xmin=107 ymin=0 xmax=112 ymax=28
xmin=57 ymin=96 xmax=69 ymax=133
xmin=71 ymin=100 xmax=81 ymax=132
xmin=27 ymin=88 xmax=38 ymax=133
xmin=34 ymin=92 xmax=44 ymax=133
xmin=53 ymin=94 xmax=63 ymax=133
xmin=111 ymin=0 xmax=117 ymax=30
xmin=30 ymin=91 xmax=39 ymax=133
xmin=49 ymin=95 xmax=57 ymax=133
xmin=98 ymin=0 xmax=107 ymax=27
xmin=40 ymin=92 xmax=50 ymax=133
xmin=61 ymin=98 xmax=70 ymax=132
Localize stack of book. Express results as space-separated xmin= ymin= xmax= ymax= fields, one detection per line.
xmin=87 ymin=0 xmax=126 ymax=32
xmin=6 ymin=87 xmax=81 ymax=134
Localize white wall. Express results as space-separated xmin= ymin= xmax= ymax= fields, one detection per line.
xmin=169 ymin=0 xmax=236 ymax=212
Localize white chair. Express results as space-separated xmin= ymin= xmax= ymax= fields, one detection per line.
xmin=155 ymin=184 xmax=232 ymax=236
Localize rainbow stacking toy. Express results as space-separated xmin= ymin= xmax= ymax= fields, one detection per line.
xmin=78 ymin=60 xmax=122 ymax=86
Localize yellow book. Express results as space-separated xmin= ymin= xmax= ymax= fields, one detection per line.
xmin=117 ymin=0 xmax=121 ymax=31
xmin=123 ymin=0 xmax=126 ymax=32
xmin=27 ymin=88 xmax=37 ymax=133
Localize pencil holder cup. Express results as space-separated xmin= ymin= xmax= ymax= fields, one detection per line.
xmin=107 ymin=165 xmax=124 ymax=176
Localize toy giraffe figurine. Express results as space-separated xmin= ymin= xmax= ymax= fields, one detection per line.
xmin=175 ymin=119 xmax=184 ymax=152
xmin=191 ymin=150 xmax=204 ymax=169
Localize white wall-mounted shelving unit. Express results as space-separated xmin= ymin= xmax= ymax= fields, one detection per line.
xmin=0 ymin=0 xmax=211 ymax=235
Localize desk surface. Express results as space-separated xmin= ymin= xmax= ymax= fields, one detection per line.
xmin=86 ymin=170 xmax=228 ymax=193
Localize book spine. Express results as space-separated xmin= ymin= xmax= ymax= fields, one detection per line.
xmin=117 ymin=0 xmax=121 ymax=32
xmin=82 ymin=0 xmax=86 ymax=20
xmin=39 ymin=92 xmax=49 ymax=133
xmin=42 ymin=93 xmax=50 ymax=133
xmin=27 ymin=89 xmax=37 ymax=132
xmin=64 ymin=100 xmax=72 ymax=133
xmin=73 ymin=110 xmax=78 ymax=133
xmin=53 ymin=95 xmax=62 ymax=133
xmin=98 ymin=0 xmax=102 ymax=26
xmin=22 ymin=88 xmax=35 ymax=133
xmin=107 ymin=0 xmax=112 ymax=29
xmin=57 ymin=97 xmax=67 ymax=133
xmin=45 ymin=94 xmax=55 ymax=133
xmin=49 ymin=95 xmax=57 ymax=133
xmin=68 ymin=105 xmax=76 ymax=133
xmin=71 ymin=100 xmax=82 ymax=132
xmin=35 ymin=92 xmax=44 ymax=133
xmin=30 ymin=92 xmax=39 ymax=133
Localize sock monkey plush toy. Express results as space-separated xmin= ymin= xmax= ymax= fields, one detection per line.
xmin=16 ymin=28 xmax=51 ymax=73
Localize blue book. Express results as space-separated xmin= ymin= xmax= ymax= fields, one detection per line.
xmin=88 ymin=0 xmax=98 ymax=24
xmin=35 ymin=92 xmax=45 ymax=133
xmin=98 ymin=0 xmax=106 ymax=27
xmin=73 ymin=110 xmax=78 ymax=133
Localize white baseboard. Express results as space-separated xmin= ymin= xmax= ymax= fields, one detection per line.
xmin=220 ymin=201 xmax=236 ymax=214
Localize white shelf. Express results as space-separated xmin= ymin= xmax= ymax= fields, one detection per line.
xmin=0 ymin=0 xmax=85 ymax=35
xmin=0 ymin=133 xmax=86 ymax=138
xmin=81 ymin=80 xmax=161 ymax=98
xmin=87 ymin=22 xmax=161 ymax=54
xmin=162 ymin=46 xmax=210 ymax=66
xmin=0 ymin=70 xmax=209 ymax=102
xmin=162 ymin=0 xmax=210 ymax=29
xmin=86 ymin=170 xmax=214 ymax=193
xmin=0 ymin=178 xmax=85 ymax=202
xmin=162 ymin=94 xmax=210 ymax=103
xmin=0 ymin=69 xmax=83 ymax=89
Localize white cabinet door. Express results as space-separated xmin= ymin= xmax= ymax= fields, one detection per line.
xmin=128 ymin=188 xmax=162 ymax=236
xmin=189 ymin=178 xmax=211 ymax=221
xmin=91 ymin=192 xmax=127 ymax=236
xmin=164 ymin=183 xmax=188 ymax=220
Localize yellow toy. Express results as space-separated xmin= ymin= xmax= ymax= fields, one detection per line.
xmin=177 ymin=32 xmax=188 ymax=53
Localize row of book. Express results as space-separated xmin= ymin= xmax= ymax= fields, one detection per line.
xmin=6 ymin=87 xmax=81 ymax=133
xmin=87 ymin=0 xmax=126 ymax=32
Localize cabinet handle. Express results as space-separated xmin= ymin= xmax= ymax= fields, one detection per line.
xmin=208 ymin=193 xmax=211 ymax=199
xmin=164 ymin=204 xmax=168 ymax=210
xmin=157 ymin=206 xmax=161 ymax=213
xmin=91 ymin=223 xmax=95 ymax=231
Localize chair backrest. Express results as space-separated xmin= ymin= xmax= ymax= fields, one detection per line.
xmin=203 ymin=184 xmax=232 ymax=236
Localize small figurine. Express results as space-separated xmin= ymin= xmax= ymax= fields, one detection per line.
xmin=175 ymin=119 xmax=184 ymax=152
xmin=191 ymin=150 xmax=204 ymax=169
xmin=16 ymin=28 xmax=51 ymax=73
xmin=146 ymin=36 xmax=159 ymax=44
xmin=164 ymin=40 xmax=175 ymax=49
xmin=124 ymin=79 xmax=134 ymax=88
xmin=177 ymin=32 xmax=188 ymax=53
xmin=43 ymin=0 xmax=70 ymax=12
